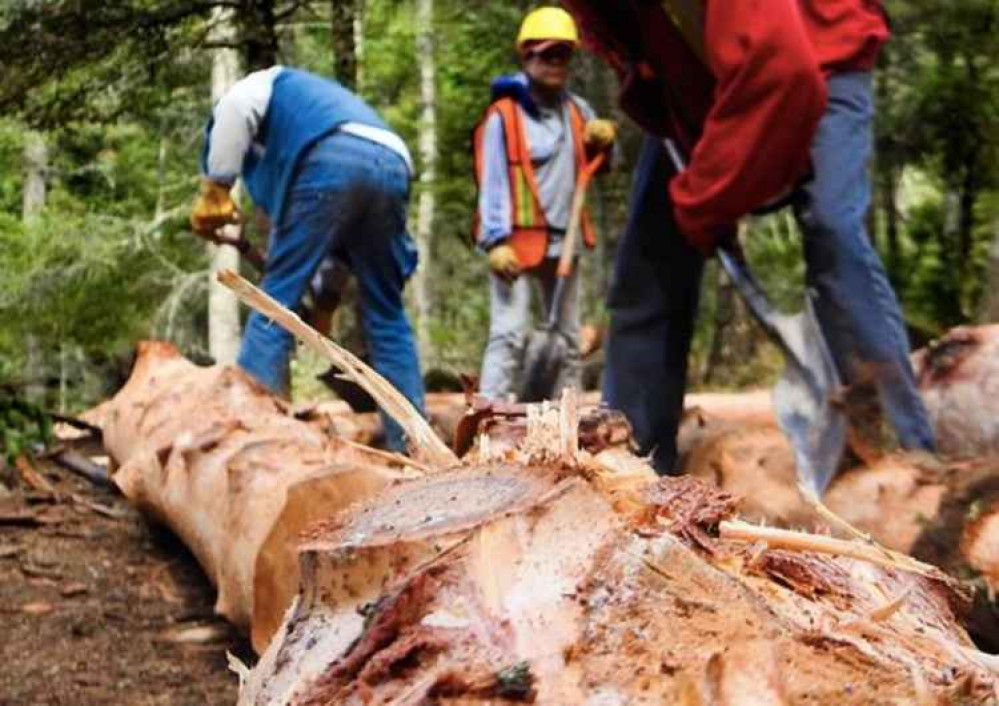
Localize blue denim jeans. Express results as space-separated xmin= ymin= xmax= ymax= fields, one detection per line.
xmin=603 ymin=71 xmax=936 ymax=475
xmin=237 ymin=131 xmax=425 ymax=452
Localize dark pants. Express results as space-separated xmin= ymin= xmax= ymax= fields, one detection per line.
xmin=603 ymin=72 xmax=936 ymax=475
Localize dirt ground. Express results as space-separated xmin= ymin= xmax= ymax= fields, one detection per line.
xmin=0 ymin=453 xmax=252 ymax=706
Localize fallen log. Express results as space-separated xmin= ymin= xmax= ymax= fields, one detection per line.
xmin=240 ymin=397 xmax=998 ymax=705
xmin=209 ymin=273 xmax=996 ymax=704
xmin=99 ymin=341 xmax=415 ymax=652
xmin=676 ymin=326 xmax=999 ymax=649
xmin=914 ymin=325 xmax=999 ymax=458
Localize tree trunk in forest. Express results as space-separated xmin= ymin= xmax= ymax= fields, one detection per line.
xmin=22 ymin=131 xmax=46 ymax=219
xmin=207 ymin=6 xmax=243 ymax=366
xmin=942 ymin=188 xmax=963 ymax=321
xmin=354 ymin=1 xmax=365 ymax=93
xmin=330 ymin=0 xmax=358 ymax=90
xmin=239 ymin=0 xmax=279 ymax=71
xmin=958 ymin=168 xmax=978 ymax=285
xmin=23 ymin=131 xmax=47 ymax=403
xmin=977 ymin=218 xmax=999 ymax=323
xmin=413 ymin=0 xmax=436 ymax=364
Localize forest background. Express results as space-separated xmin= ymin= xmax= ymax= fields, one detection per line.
xmin=0 ymin=0 xmax=997 ymax=415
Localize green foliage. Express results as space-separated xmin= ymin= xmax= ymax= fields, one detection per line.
xmin=2 ymin=0 xmax=998 ymax=411
xmin=0 ymin=385 xmax=52 ymax=464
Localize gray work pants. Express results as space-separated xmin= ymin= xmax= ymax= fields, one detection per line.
xmin=480 ymin=257 xmax=582 ymax=401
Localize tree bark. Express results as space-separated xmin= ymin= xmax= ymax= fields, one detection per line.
xmin=207 ymin=5 xmax=243 ymax=365
xmin=22 ymin=131 xmax=46 ymax=219
xmin=977 ymin=218 xmax=999 ymax=322
xmin=239 ymin=0 xmax=279 ymax=71
xmin=330 ymin=0 xmax=358 ymax=90
xmin=23 ymin=131 xmax=47 ymax=403
xmin=413 ymin=0 xmax=436 ymax=364
xmin=354 ymin=0 xmax=365 ymax=93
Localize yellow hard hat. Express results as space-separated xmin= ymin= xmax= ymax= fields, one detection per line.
xmin=517 ymin=7 xmax=579 ymax=47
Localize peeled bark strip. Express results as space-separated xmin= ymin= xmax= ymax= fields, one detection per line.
xmin=241 ymin=401 xmax=998 ymax=706
xmin=100 ymin=341 xmax=412 ymax=652
xmin=218 ymin=269 xmax=458 ymax=469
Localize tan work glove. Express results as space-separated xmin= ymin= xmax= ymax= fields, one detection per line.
xmin=488 ymin=243 xmax=522 ymax=281
xmin=190 ymin=179 xmax=238 ymax=237
xmin=584 ymin=119 xmax=618 ymax=150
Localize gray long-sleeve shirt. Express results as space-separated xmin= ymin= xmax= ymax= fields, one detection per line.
xmin=477 ymin=80 xmax=596 ymax=254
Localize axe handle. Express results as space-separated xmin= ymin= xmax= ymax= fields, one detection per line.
xmin=209 ymin=223 xmax=267 ymax=274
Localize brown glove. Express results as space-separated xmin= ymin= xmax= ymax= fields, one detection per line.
xmin=487 ymin=243 xmax=522 ymax=281
xmin=190 ymin=179 xmax=238 ymax=236
xmin=584 ymin=119 xmax=618 ymax=151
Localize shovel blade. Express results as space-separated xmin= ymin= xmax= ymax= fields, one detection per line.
xmin=520 ymin=329 xmax=567 ymax=403
xmin=770 ymin=300 xmax=846 ymax=498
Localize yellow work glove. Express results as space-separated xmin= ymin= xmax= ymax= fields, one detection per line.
xmin=190 ymin=179 xmax=238 ymax=237
xmin=584 ymin=119 xmax=618 ymax=150
xmin=488 ymin=243 xmax=522 ymax=281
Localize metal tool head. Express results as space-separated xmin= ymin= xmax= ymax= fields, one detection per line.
xmin=716 ymin=246 xmax=846 ymax=499
xmin=769 ymin=295 xmax=847 ymax=499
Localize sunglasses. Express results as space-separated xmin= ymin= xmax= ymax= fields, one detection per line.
xmin=525 ymin=44 xmax=575 ymax=64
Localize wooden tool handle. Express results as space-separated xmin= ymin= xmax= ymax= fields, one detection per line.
xmin=556 ymin=152 xmax=607 ymax=278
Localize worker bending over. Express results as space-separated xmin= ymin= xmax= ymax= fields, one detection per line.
xmin=474 ymin=7 xmax=616 ymax=401
xmin=190 ymin=66 xmax=425 ymax=452
xmin=558 ymin=0 xmax=936 ymax=472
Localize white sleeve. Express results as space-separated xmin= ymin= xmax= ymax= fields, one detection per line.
xmin=205 ymin=66 xmax=282 ymax=183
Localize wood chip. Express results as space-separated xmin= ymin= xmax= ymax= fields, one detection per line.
xmin=21 ymin=601 xmax=55 ymax=615
xmin=719 ymin=520 xmax=942 ymax=578
xmin=60 ymin=582 xmax=88 ymax=597
xmin=0 ymin=510 xmax=41 ymax=527
xmin=0 ymin=545 xmax=22 ymax=559
xmin=155 ymin=623 xmax=230 ymax=644
xmin=20 ymin=564 xmax=63 ymax=580
xmin=15 ymin=456 xmax=57 ymax=495
xmin=71 ymin=495 xmax=127 ymax=519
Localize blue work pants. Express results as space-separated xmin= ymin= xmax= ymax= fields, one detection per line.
xmin=237 ymin=132 xmax=425 ymax=452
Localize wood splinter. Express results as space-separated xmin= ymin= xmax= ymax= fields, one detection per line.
xmin=719 ymin=520 xmax=943 ymax=578
xmin=217 ymin=269 xmax=458 ymax=469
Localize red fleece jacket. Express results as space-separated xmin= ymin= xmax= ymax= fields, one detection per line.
xmin=563 ymin=0 xmax=889 ymax=251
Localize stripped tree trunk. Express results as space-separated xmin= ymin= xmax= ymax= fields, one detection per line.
xmin=23 ymin=131 xmax=47 ymax=403
xmin=22 ymin=131 xmax=46 ymax=219
xmin=413 ymin=0 xmax=436 ymax=364
xmin=207 ymin=6 xmax=243 ymax=365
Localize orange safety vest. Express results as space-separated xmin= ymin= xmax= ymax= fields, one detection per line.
xmin=472 ymin=97 xmax=597 ymax=270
